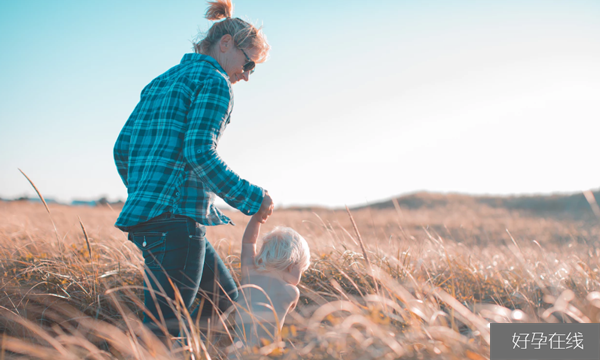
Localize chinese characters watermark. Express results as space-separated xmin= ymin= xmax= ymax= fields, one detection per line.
xmin=512 ymin=332 xmax=584 ymax=350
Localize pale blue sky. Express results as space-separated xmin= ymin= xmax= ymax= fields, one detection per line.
xmin=1 ymin=0 xmax=599 ymax=207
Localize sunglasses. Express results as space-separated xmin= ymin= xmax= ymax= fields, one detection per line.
xmin=239 ymin=48 xmax=255 ymax=74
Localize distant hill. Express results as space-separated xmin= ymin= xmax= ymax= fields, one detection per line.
xmin=3 ymin=196 xmax=124 ymax=208
xmin=350 ymin=190 xmax=600 ymax=220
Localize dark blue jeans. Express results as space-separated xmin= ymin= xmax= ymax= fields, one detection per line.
xmin=125 ymin=213 xmax=239 ymax=339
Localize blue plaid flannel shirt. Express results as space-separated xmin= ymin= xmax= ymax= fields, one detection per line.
xmin=114 ymin=53 xmax=265 ymax=228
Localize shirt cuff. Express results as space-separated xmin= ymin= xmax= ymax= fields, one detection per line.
xmin=242 ymin=186 xmax=265 ymax=216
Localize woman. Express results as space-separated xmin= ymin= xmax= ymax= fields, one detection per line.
xmin=113 ymin=0 xmax=273 ymax=342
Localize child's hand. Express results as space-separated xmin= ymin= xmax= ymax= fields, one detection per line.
xmin=250 ymin=212 xmax=264 ymax=223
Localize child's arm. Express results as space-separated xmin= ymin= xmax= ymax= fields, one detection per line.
xmin=286 ymin=285 xmax=300 ymax=312
xmin=288 ymin=298 xmax=299 ymax=312
xmin=241 ymin=213 xmax=262 ymax=269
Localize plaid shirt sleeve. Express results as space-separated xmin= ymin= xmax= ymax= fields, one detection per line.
xmin=183 ymin=77 xmax=265 ymax=215
xmin=113 ymin=121 xmax=131 ymax=187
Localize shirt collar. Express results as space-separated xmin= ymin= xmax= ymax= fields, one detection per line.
xmin=180 ymin=53 xmax=227 ymax=75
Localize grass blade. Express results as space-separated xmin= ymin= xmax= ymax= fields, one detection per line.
xmin=18 ymin=168 xmax=50 ymax=214
xmin=18 ymin=168 xmax=62 ymax=249
xmin=583 ymin=190 xmax=600 ymax=220
xmin=78 ymin=216 xmax=92 ymax=259
xmin=346 ymin=206 xmax=380 ymax=298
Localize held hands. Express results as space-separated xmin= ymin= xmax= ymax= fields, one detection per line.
xmin=255 ymin=191 xmax=274 ymax=224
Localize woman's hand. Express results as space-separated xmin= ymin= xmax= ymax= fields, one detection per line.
xmin=256 ymin=192 xmax=274 ymax=223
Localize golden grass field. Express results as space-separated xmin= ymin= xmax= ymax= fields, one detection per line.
xmin=1 ymin=197 xmax=600 ymax=359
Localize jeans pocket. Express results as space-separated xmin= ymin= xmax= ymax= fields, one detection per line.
xmin=131 ymin=231 xmax=167 ymax=271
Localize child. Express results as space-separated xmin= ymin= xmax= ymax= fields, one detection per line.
xmin=232 ymin=213 xmax=311 ymax=348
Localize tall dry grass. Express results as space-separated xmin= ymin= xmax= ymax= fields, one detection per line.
xmin=1 ymin=197 xmax=600 ymax=359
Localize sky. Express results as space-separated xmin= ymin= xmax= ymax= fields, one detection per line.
xmin=1 ymin=0 xmax=599 ymax=208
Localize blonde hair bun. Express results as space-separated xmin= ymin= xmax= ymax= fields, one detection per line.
xmin=205 ymin=0 xmax=233 ymax=21
xmin=194 ymin=0 xmax=271 ymax=64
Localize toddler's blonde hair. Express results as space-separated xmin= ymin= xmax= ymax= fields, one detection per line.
xmin=254 ymin=227 xmax=310 ymax=273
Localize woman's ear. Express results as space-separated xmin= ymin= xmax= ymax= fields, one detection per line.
xmin=219 ymin=34 xmax=234 ymax=53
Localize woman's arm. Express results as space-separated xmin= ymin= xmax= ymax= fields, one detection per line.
xmin=183 ymin=77 xmax=265 ymax=217
xmin=113 ymin=120 xmax=132 ymax=187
